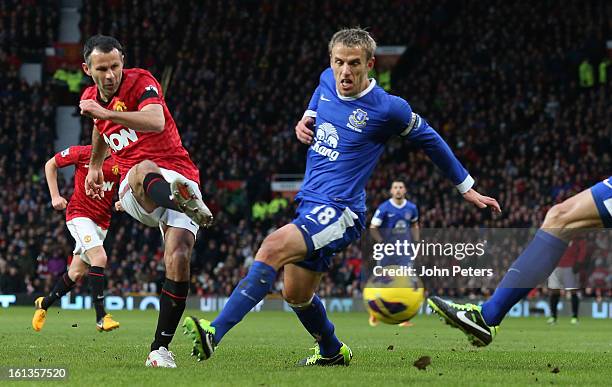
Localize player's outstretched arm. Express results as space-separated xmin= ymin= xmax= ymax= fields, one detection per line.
xmin=86 ymin=128 xmax=108 ymax=199
xmin=44 ymin=156 xmax=67 ymax=210
xmin=405 ymin=119 xmax=501 ymax=213
xmin=80 ymin=99 xmax=165 ymax=132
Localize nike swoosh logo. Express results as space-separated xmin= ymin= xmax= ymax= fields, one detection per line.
xmin=160 ymin=331 xmax=174 ymax=337
xmin=240 ymin=289 xmax=257 ymax=302
xmin=508 ymin=268 xmax=520 ymax=274
xmin=457 ymin=311 xmax=490 ymax=336
xmin=320 ymin=95 xmax=331 ymax=102
xmin=300 ymin=225 xmax=310 ymax=235
xmin=84 ymin=164 xmax=89 ymax=169
xmin=96 ymin=295 xmax=105 ymax=300
xmin=305 ymin=215 xmax=319 ymax=224
xmin=604 ymin=178 xmax=612 ymax=189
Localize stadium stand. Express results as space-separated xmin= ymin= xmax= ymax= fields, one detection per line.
xmin=1 ymin=0 xmax=610 ymax=298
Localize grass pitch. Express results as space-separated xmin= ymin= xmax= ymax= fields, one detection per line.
xmin=0 ymin=307 xmax=610 ymax=386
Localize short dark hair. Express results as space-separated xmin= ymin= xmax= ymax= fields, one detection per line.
xmin=83 ymin=35 xmax=124 ymax=65
xmin=391 ymin=180 xmax=406 ymax=188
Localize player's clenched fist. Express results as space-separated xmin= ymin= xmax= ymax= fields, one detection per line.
xmin=295 ymin=116 xmax=315 ymax=145
xmin=51 ymin=195 xmax=68 ymax=210
xmin=80 ymin=99 xmax=111 ymax=120
xmin=85 ymin=168 xmax=105 ymax=199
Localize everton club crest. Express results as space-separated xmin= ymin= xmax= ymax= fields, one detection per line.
xmin=347 ymin=108 xmax=368 ymax=132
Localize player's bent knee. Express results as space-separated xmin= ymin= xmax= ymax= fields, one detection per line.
xmin=256 ymin=226 xmax=304 ymax=269
xmin=68 ymin=268 xmax=85 ymax=282
xmin=136 ymin=159 xmax=159 ymax=173
xmin=89 ymin=255 xmax=107 ymax=268
xmin=87 ymin=250 xmax=108 ymax=267
xmin=129 ymin=160 xmax=160 ymax=188
xmin=256 ymin=239 xmax=285 ymax=268
xmin=542 ymin=202 xmax=572 ymax=229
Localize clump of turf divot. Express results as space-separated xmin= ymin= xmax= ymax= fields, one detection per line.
xmin=413 ymin=356 xmax=431 ymax=370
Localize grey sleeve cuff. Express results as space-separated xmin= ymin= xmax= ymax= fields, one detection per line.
xmin=303 ymin=110 xmax=317 ymax=118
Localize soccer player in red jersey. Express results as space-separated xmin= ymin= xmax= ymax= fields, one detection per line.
xmin=32 ymin=145 xmax=120 ymax=332
xmin=78 ymin=35 xmax=213 ymax=368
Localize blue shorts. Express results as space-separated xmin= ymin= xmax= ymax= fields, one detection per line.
xmin=292 ymin=200 xmax=366 ymax=272
xmin=591 ymin=176 xmax=612 ymax=228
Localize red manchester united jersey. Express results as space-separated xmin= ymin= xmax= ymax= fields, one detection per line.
xmin=55 ymin=145 xmax=120 ymax=229
xmin=80 ymin=68 xmax=200 ymax=184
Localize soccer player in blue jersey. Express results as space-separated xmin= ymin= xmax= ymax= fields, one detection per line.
xmin=368 ymin=180 xmax=419 ymax=327
xmin=429 ymin=176 xmax=611 ymax=346
xmin=183 ymin=27 xmax=500 ymax=366
xmin=371 ymin=180 xmax=419 ymax=240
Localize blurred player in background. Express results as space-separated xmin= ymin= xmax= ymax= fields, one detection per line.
xmin=429 ymin=176 xmax=611 ymax=346
xmin=32 ymin=145 xmax=120 ymax=332
xmin=78 ymin=35 xmax=213 ymax=368
xmin=183 ymin=27 xmax=499 ymax=367
xmin=547 ymin=239 xmax=586 ymax=325
xmin=368 ymin=179 xmax=419 ymax=327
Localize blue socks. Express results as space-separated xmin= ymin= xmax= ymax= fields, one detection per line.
xmin=481 ymin=230 xmax=568 ymax=326
xmin=211 ymin=261 xmax=276 ymax=344
xmin=291 ymin=295 xmax=342 ymax=357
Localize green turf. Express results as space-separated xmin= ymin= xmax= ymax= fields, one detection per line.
xmin=0 ymin=307 xmax=610 ymax=386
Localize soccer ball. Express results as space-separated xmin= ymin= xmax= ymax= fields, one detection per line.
xmin=363 ymin=271 xmax=425 ymax=324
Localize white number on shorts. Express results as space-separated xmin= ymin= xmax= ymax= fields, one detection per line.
xmin=316 ymin=207 xmax=337 ymax=225
xmin=309 ymin=205 xmax=338 ymax=225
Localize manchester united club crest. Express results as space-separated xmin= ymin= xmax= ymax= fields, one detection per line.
xmin=113 ymin=100 xmax=127 ymax=112
xmin=347 ymin=108 xmax=369 ymax=132
xmin=112 ymin=164 xmax=119 ymax=175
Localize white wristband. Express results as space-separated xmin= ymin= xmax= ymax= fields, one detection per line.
xmin=456 ymin=175 xmax=475 ymax=194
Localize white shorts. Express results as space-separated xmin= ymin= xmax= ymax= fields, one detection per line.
xmin=548 ymin=267 xmax=579 ymax=289
xmin=119 ymin=167 xmax=200 ymax=238
xmin=66 ymin=217 xmax=108 ymax=265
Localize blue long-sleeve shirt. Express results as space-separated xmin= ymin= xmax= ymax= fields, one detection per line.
xmin=297 ymin=68 xmax=473 ymax=212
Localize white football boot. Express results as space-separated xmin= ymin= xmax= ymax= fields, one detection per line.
xmin=145 ymin=347 xmax=177 ymax=368
xmin=170 ymin=176 xmax=214 ymax=228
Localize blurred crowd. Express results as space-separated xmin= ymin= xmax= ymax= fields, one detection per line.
xmin=1 ymin=0 xmax=610 ymax=299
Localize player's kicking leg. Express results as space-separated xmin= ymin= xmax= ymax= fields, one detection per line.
xmin=128 ymin=160 xmax=213 ymax=228
xmin=429 ymin=179 xmax=610 ymax=346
